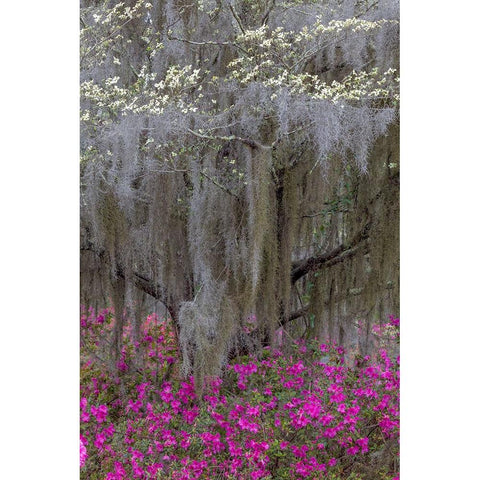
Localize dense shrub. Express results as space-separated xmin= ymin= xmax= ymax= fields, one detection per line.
xmin=80 ymin=310 xmax=399 ymax=479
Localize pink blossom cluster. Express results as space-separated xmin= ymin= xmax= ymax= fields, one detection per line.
xmin=81 ymin=311 xmax=400 ymax=479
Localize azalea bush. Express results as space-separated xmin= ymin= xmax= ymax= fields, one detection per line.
xmin=80 ymin=310 xmax=399 ymax=479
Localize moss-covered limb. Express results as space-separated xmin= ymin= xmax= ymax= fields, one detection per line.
xmin=280 ymin=305 xmax=310 ymax=327
xmin=290 ymin=220 xmax=371 ymax=284
xmin=80 ymin=241 xmax=179 ymax=321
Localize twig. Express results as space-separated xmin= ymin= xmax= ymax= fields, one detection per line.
xmin=187 ymin=128 xmax=269 ymax=150
xmin=200 ymin=169 xmax=240 ymax=199
xmin=167 ymin=34 xmax=250 ymax=56
xmin=81 ymin=16 xmax=137 ymax=65
xmin=227 ymin=0 xmax=246 ymax=35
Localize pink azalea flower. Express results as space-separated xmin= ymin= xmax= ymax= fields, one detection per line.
xmin=80 ymin=438 xmax=87 ymax=467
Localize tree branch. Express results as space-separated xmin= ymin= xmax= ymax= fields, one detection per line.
xmin=227 ymin=0 xmax=246 ymax=34
xmin=291 ymin=221 xmax=371 ymax=284
xmin=261 ymin=0 xmax=276 ymax=26
xmin=200 ymin=169 xmax=240 ymax=199
xmin=81 ymin=241 xmax=175 ymax=318
xmin=280 ymin=305 xmax=309 ymax=327
xmin=282 ymin=240 xmax=366 ymax=327
xmin=81 ymin=16 xmax=137 ymax=65
xmin=187 ymin=128 xmax=269 ymax=150
xmin=167 ymin=35 xmax=250 ymax=56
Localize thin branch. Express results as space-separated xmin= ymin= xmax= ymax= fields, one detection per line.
xmin=302 ymin=207 xmax=349 ymax=218
xmin=167 ymin=34 xmax=250 ymax=55
xmin=271 ymin=121 xmax=316 ymax=149
xmin=187 ymin=128 xmax=269 ymax=150
xmin=200 ymin=169 xmax=239 ymax=199
xmin=261 ymin=0 xmax=276 ymax=26
xmin=81 ymin=16 xmax=137 ymax=65
xmin=294 ymin=283 xmax=308 ymax=327
xmin=354 ymin=1 xmax=379 ymax=19
xmin=227 ymin=0 xmax=246 ymax=35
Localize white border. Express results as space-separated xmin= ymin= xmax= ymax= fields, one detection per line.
xmin=2 ymin=1 xmax=79 ymax=478
xmin=3 ymin=1 xmax=479 ymax=478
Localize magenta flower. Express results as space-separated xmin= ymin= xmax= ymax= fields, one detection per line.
xmin=94 ymin=432 xmax=105 ymax=450
xmin=287 ymin=360 xmax=306 ymax=376
xmin=91 ymin=404 xmax=108 ymax=422
xmin=80 ymin=437 xmax=87 ymax=467
xmin=357 ymin=437 xmax=369 ymax=454
xmin=182 ymin=406 xmax=198 ymax=424
xmin=237 ymin=416 xmax=260 ymax=433
xmin=246 ymin=405 xmax=261 ymax=417
xmin=328 ymin=457 xmax=337 ymax=467
xmin=319 ymin=413 xmax=334 ymax=426
xmin=389 ymin=315 xmax=400 ymax=327
xmin=304 ymin=401 xmax=321 ymax=419
xmin=346 ymin=445 xmax=359 ymax=455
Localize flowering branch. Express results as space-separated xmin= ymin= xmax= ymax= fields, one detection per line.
xmin=186 ymin=128 xmax=269 ymax=150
